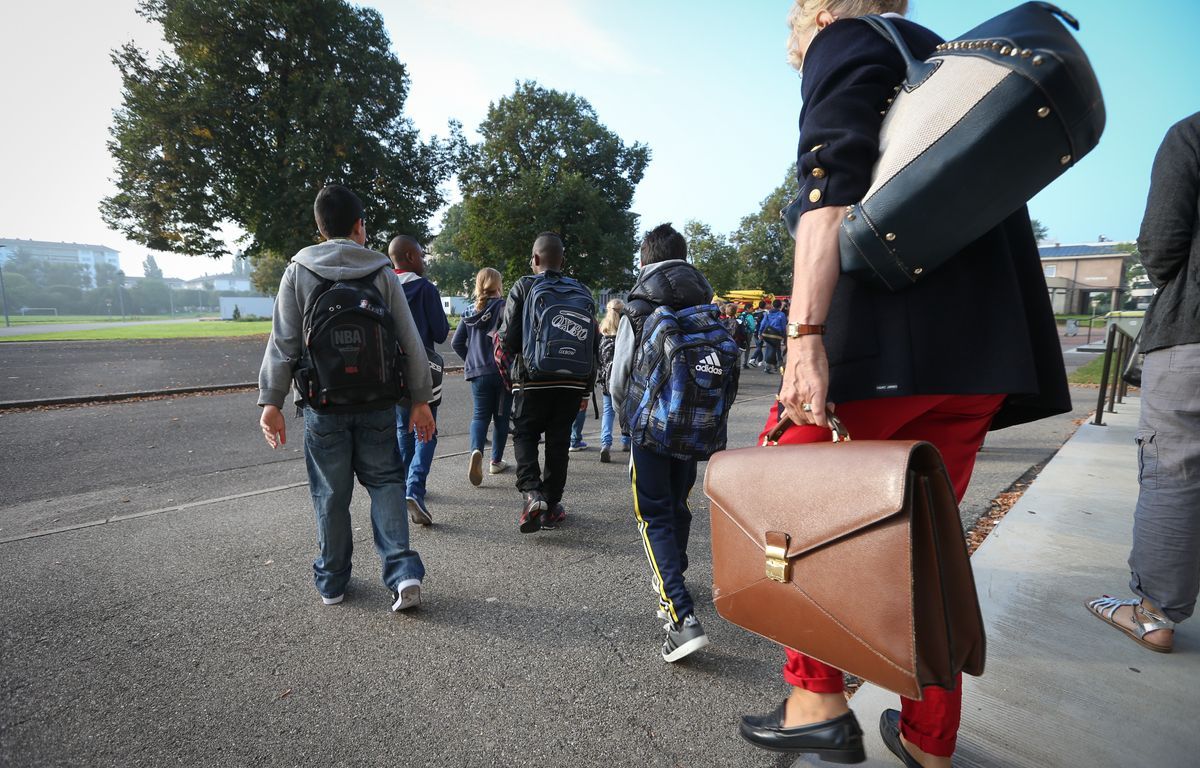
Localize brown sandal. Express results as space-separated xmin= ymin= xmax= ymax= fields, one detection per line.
xmin=1086 ymin=596 xmax=1174 ymax=653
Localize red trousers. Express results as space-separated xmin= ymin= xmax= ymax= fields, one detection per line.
xmin=759 ymin=394 xmax=1005 ymax=758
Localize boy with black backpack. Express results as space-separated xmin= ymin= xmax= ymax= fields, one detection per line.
xmin=258 ymin=185 xmax=435 ymax=611
xmin=497 ymin=232 xmax=598 ymax=533
xmin=611 ymin=223 xmax=740 ymax=662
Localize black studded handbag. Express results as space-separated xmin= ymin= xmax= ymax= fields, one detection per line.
xmin=783 ymin=2 xmax=1104 ymax=292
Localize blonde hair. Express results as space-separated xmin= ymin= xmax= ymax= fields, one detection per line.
xmin=599 ymin=298 xmax=625 ymax=336
xmin=786 ymin=0 xmax=908 ymax=70
xmin=473 ymin=267 xmax=502 ymax=312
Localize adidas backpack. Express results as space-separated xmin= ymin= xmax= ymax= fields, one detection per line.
xmin=293 ymin=266 xmax=406 ymax=412
xmin=521 ymin=273 xmax=596 ymax=382
xmin=624 ymin=304 xmax=740 ymax=460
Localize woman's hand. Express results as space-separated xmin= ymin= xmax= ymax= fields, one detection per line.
xmin=779 ymin=335 xmax=834 ymax=428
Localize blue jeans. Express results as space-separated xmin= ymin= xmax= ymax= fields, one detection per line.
xmin=469 ymin=373 xmax=511 ymax=462
xmin=600 ymin=394 xmax=629 ymax=449
xmin=571 ymin=406 xmax=588 ymax=446
xmin=396 ymin=403 xmax=438 ymax=502
xmin=303 ymin=407 xmax=425 ymax=598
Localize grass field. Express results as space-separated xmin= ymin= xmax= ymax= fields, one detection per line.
xmin=0 ymin=321 xmax=271 ymax=342
xmin=3 ymin=313 xmax=212 ymax=325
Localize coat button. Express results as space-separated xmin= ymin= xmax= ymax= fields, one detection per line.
xmin=811 ymin=167 xmax=827 ymax=179
xmin=809 ymin=189 xmax=822 ymax=203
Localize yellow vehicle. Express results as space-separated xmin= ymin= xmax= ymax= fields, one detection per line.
xmin=714 ymin=290 xmax=787 ymax=307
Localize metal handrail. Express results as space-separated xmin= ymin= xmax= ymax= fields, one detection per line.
xmin=1093 ymin=322 xmax=1139 ymax=426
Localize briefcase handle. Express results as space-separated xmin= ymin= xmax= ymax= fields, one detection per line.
xmin=763 ymin=412 xmax=851 ymax=446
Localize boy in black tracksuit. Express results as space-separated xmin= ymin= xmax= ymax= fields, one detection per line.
xmin=497 ymin=232 xmax=598 ymax=532
xmin=610 ymin=223 xmax=714 ymax=662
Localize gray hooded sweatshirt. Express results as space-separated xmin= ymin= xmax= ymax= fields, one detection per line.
xmin=257 ymin=239 xmax=433 ymax=409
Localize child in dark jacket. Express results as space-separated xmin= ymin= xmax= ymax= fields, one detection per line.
xmin=451 ymin=267 xmax=512 ymax=486
xmin=610 ymin=223 xmax=717 ymax=663
xmin=388 ymin=236 xmax=451 ymax=526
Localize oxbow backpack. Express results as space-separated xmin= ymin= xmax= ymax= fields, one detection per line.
xmin=624 ymin=304 xmax=740 ymax=460
xmin=520 ymin=273 xmax=596 ymax=383
xmin=293 ymin=266 xmax=406 ymax=412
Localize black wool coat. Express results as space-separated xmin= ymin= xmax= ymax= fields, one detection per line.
xmin=794 ymin=17 xmax=1070 ymax=430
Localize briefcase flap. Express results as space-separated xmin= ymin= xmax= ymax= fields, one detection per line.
xmin=704 ymin=440 xmax=936 ymax=558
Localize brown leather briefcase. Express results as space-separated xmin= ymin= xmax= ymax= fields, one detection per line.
xmin=704 ymin=417 xmax=986 ymax=700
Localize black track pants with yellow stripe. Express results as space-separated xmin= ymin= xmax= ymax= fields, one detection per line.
xmin=629 ymin=443 xmax=698 ymax=623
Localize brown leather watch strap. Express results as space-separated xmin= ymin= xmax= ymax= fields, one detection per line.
xmin=787 ymin=323 xmax=827 ymax=338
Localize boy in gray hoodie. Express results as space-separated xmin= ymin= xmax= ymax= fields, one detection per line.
xmin=258 ymin=185 xmax=435 ymax=611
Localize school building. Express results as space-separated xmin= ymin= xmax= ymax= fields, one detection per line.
xmin=1037 ymin=242 xmax=1130 ymax=314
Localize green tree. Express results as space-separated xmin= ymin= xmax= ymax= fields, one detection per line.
xmin=102 ymin=0 xmax=460 ymax=293
xmin=1031 ymin=218 xmax=1049 ymax=242
xmin=142 ymin=254 xmax=163 ymax=279
xmin=684 ymin=220 xmax=741 ymax=296
xmin=427 ymin=203 xmax=480 ymax=296
xmin=731 ymin=166 xmax=797 ymax=294
xmin=457 ymin=81 xmax=650 ymax=289
xmin=93 ymin=261 xmax=121 ymax=289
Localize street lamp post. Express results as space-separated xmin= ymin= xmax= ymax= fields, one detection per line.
xmin=116 ymin=270 xmax=126 ymax=319
xmin=0 ymin=246 xmax=11 ymax=328
xmin=0 ymin=261 xmax=10 ymax=328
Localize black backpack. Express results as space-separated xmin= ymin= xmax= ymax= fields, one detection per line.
xmin=520 ymin=273 xmax=595 ymax=383
xmin=293 ymin=266 xmax=405 ymax=412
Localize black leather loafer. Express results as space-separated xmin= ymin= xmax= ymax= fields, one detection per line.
xmin=879 ymin=709 xmax=922 ymax=768
xmin=738 ymin=702 xmax=865 ymax=764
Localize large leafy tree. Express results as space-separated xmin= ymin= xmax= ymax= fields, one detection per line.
xmin=684 ymin=221 xmax=741 ymax=296
xmin=102 ymin=0 xmax=459 ymax=292
xmin=427 ymin=203 xmax=481 ymax=297
xmin=731 ymin=166 xmax=798 ymax=294
xmin=457 ymin=81 xmax=650 ymax=289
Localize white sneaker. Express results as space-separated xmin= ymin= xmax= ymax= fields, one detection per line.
xmin=321 ymin=594 xmax=344 ymax=606
xmin=489 ymin=459 xmax=508 ymax=475
xmin=468 ymin=450 xmax=484 ymax=487
xmin=391 ymin=579 xmax=421 ymax=611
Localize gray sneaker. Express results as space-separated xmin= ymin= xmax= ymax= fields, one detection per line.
xmin=407 ymin=496 xmax=432 ymax=526
xmin=662 ymin=614 xmax=709 ymax=662
xmin=468 ymin=450 xmax=484 ymax=487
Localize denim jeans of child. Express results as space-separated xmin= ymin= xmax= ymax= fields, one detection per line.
xmin=571 ymin=406 xmax=588 ymax=446
xmin=600 ymin=394 xmax=629 ymax=449
xmin=469 ymin=373 xmax=511 ymax=463
xmin=303 ymin=406 xmax=425 ymax=598
xmin=395 ymin=403 xmax=438 ymax=503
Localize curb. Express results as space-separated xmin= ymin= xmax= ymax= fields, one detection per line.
xmin=0 ymin=366 xmax=465 ymax=411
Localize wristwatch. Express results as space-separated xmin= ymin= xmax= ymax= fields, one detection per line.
xmin=786 ymin=323 xmax=826 ymax=338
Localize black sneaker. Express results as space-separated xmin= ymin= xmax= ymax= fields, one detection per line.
xmin=541 ymin=502 xmax=566 ymax=529
xmin=519 ymin=492 xmax=547 ymax=533
xmin=662 ymin=614 xmax=709 ymax=662
xmin=600 ymin=446 xmax=611 ymax=463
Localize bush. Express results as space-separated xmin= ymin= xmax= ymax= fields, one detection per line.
xmin=232 ymin=305 xmax=242 ymax=320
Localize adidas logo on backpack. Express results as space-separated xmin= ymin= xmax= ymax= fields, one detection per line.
xmin=694 ymin=352 xmax=725 ymax=375
xmin=624 ymin=303 xmax=740 ymax=461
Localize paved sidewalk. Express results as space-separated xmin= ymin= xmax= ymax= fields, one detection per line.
xmin=824 ymin=396 xmax=1200 ymax=767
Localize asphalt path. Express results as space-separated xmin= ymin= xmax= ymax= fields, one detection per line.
xmin=0 ymin=369 xmax=1094 ymax=767
xmin=0 ymin=337 xmax=464 ymax=403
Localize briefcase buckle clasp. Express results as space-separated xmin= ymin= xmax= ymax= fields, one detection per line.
xmin=765 ymin=534 xmax=791 ymax=583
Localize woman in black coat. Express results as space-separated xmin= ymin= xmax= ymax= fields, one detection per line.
xmin=736 ymin=2 xmax=1071 ymax=766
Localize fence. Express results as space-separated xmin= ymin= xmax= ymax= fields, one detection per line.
xmin=1093 ymin=322 xmax=1139 ymax=427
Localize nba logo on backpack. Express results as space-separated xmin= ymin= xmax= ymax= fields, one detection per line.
xmin=625 ymin=304 xmax=740 ymax=460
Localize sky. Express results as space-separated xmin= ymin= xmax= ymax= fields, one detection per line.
xmin=1 ymin=0 xmax=1197 ymax=280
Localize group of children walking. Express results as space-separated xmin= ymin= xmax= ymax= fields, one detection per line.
xmin=258 ymin=185 xmax=741 ymax=662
